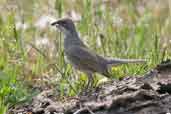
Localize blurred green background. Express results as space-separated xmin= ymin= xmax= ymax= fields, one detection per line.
xmin=0 ymin=0 xmax=171 ymax=113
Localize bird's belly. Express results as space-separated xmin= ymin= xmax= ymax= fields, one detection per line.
xmin=66 ymin=55 xmax=84 ymax=70
xmin=65 ymin=54 xmax=93 ymax=73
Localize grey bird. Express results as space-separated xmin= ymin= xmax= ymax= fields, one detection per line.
xmin=51 ymin=18 xmax=146 ymax=87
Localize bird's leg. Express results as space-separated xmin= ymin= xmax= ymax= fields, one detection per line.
xmin=93 ymin=75 xmax=98 ymax=88
xmin=87 ymin=73 xmax=92 ymax=88
xmin=88 ymin=75 xmax=99 ymax=89
xmin=86 ymin=72 xmax=95 ymax=92
xmin=79 ymin=72 xmax=93 ymax=95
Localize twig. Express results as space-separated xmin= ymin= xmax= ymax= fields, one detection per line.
xmin=28 ymin=42 xmax=47 ymax=59
xmin=73 ymin=107 xmax=95 ymax=114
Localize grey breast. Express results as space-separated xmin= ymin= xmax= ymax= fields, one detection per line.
xmin=65 ymin=44 xmax=107 ymax=74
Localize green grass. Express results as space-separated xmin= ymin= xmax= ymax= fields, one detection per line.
xmin=0 ymin=0 xmax=171 ymax=113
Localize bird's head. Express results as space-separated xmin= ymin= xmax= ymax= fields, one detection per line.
xmin=51 ymin=18 xmax=76 ymax=35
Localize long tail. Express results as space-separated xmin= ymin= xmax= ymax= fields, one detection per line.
xmin=107 ymin=58 xmax=146 ymax=66
xmin=101 ymin=58 xmax=146 ymax=77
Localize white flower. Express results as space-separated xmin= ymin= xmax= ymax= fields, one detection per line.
xmin=35 ymin=15 xmax=56 ymax=29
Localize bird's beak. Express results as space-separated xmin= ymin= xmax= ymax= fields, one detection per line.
xmin=51 ymin=21 xmax=59 ymax=26
xmin=51 ymin=21 xmax=64 ymax=32
xmin=51 ymin=21 xmax=62 ymax=30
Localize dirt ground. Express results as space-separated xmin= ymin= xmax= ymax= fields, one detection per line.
xmin=9 ymin=60 xmax=171 ymax=114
